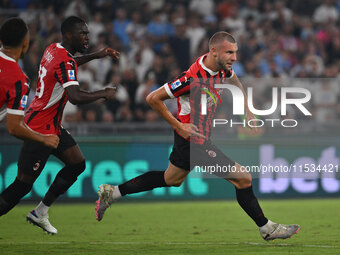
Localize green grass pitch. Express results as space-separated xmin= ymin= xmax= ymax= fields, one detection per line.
xmin=0 ymin=199 xmax=339 ymax=255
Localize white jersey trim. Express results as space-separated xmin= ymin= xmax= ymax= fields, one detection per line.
xmin=163 ymin=83 xmax=175 ymax=99
xmin=199 ymin=54 xmax=234 ymax=78
xmin=199 ymin=55 xmax=218 ymax=76
xmin=56 ymin=43 xmax=74 ymax=57
xmin=178 ymin=96 xmax=190 ymax=116
xmin=7 ymin=108 xmax=24 ymax=115
xmin=62 ymin=81 xmax=79 ymax=88
xmin=43 ymin=82 xmax=65 ymax=110
xmin=0 ymin=51 xmax=16 ymax=62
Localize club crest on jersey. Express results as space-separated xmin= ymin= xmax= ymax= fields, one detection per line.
xmin=170 ymin=79 xmax=182 ymax=90
xmin=33 ymin=161 xmax=41 ymax=171
xmin=68 ymin=70 xmax=76 ymax=80
xmin=208 ymin=150 xmax=216 ymax=157
xmin=20 ymin=95 xmax=28 ymax=108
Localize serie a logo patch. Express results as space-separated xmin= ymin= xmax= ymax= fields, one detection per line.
xmin=20 ymin=95 xmax=28 ymax=108
xmin=68 ymin=70 xmax=76 ymax=80
xmin=170 ymin=79 xmax=181 ymax=90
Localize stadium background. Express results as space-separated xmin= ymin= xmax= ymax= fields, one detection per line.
xmin=0 ymin=0 xmax=340 ymax=202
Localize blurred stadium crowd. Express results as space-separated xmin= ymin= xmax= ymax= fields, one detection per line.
xmin=1 ymin=0 xmax=340 ymax=124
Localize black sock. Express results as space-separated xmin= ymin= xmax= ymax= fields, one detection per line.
xmin=118 ymin=171 xmax=168 ymax=196
xmin=235 ymin=186 xmax=268 ymax=227
xmin=0 ymin=178 xmax=32 ymax=216
xmin=42 ymin=177 xmax=69 ymax=206
xmin=0 ymin=196 xmax=11 ymax=216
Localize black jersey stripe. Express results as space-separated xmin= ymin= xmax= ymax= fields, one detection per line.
xmin=26 ymin=111 xmax=39 ymax=125
xmin=55 ymin=71 xmax=61 ymax=83
xmin=12 ymin=80 xmax=23 ymax=109
xmin=59 ymin=62 xmax=68 ymax=83
xmin=25 ymin=107 xmax=33 ymax=116
xmin=53 ymin=96 xmax=65 ymax=131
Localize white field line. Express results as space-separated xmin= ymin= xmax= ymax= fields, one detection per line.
xmin=0 ymin=241 xmax=339 ymax=249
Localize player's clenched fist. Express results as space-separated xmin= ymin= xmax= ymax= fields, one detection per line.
xmin=43 ymin=135 xmax=59 ymax=148
xmin=104 ymin=86 xmax=117 ymax=100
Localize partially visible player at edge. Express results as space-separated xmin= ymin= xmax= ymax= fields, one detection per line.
xmin=0 ymin=16 xmax=119 ymax=235
xmin=96 ymin=32 xmax=300 ymax=241
xmin=0 ymin=18 xmax=59 ymax=148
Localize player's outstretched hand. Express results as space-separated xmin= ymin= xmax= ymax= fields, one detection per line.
xmin=43 ymin=134 xmax=59 ymax=148
xmin=96 ymin=47 xmax=120 ymax=60
xmin=104 ymin=86 xmax=117 ymax=100
xmin=176 ymin=123 xmax=205 ymax=139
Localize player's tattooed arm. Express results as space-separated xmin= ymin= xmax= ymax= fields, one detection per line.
xmin=74 ymin=47 xmax=120 ymax=66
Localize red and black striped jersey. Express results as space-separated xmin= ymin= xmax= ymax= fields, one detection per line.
xmin=0 ymin=51 xmax=30 ymax=121
xmin=163 ymin=54 xmax=234 ymax=144
xmin=25 ymin=43 xmax=79 ymax=135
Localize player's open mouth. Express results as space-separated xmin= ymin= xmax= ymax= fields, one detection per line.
xmin=84 ymin=43 xmax=89 ymax=49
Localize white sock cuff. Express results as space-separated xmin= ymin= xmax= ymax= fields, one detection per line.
xmin=259 ymin=220 xmax=275 ymax=232
xmin=35 ymin=201 xmax=50 ymax=216
xmin=113 ymin=186 xmax=122 ymax=199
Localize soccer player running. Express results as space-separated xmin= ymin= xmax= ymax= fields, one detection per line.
xmin=0 ymin=18 xmax=59 ymax=148
xmin=96 ymin=32 xmax=300 ymax=241
xmin=0 ymin=16 xmax=119 ymax=235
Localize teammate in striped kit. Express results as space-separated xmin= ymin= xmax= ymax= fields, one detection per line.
xmin=0 ymin=17 xmax=59 ymax=148
xmin=0 ymin=17 xmax=60 ymax=219
xmin=0 ymin=16 xmax=119 ymax=235
xmin=96 ymin=31 xmax=300 ymax=241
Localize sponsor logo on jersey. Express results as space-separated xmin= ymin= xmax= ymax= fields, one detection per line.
xmin=20 ymin=95 xmax=28 ymax=108
xmin=68 ymin=70 xmax=76 ymax=80
xmin=170 ymin=79 xmax=182 ymax=90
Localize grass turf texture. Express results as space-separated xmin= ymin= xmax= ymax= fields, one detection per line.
xmin=0 ymin=199 xmax=339 ymax=255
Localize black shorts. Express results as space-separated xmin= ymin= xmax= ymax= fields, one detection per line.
xmin=18 ymin=128 xmax=77 ymax=177
xmin=169 ymin=131 xmax=235 ymax=171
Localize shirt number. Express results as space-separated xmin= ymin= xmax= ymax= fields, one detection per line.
xmin=36 ymin=65 xmax=47 ymax=98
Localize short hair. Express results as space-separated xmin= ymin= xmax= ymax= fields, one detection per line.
xmin=209 ymin=31 xmax=236 ymax=50
xmin=61 ymin=16 xmax=85 ymax=35
xmin=0 ymin=17 xmax=28 ymax=47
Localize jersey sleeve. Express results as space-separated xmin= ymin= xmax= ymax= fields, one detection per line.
xmin=163 ymin=72 xmax=193 ymax=99
xmin=55 ymin=58 xmax=79 ymax=89
xmin=7 ymin=77 xmax=30 ymax=115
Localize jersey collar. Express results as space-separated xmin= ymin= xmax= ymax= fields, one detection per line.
xmin=199 ymin=54 xmax=219 ymax=76
xmin=0 ymin=51 xmax=16 ymax=62
xmin=56 ymin=43 xmax=73 ymax=57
